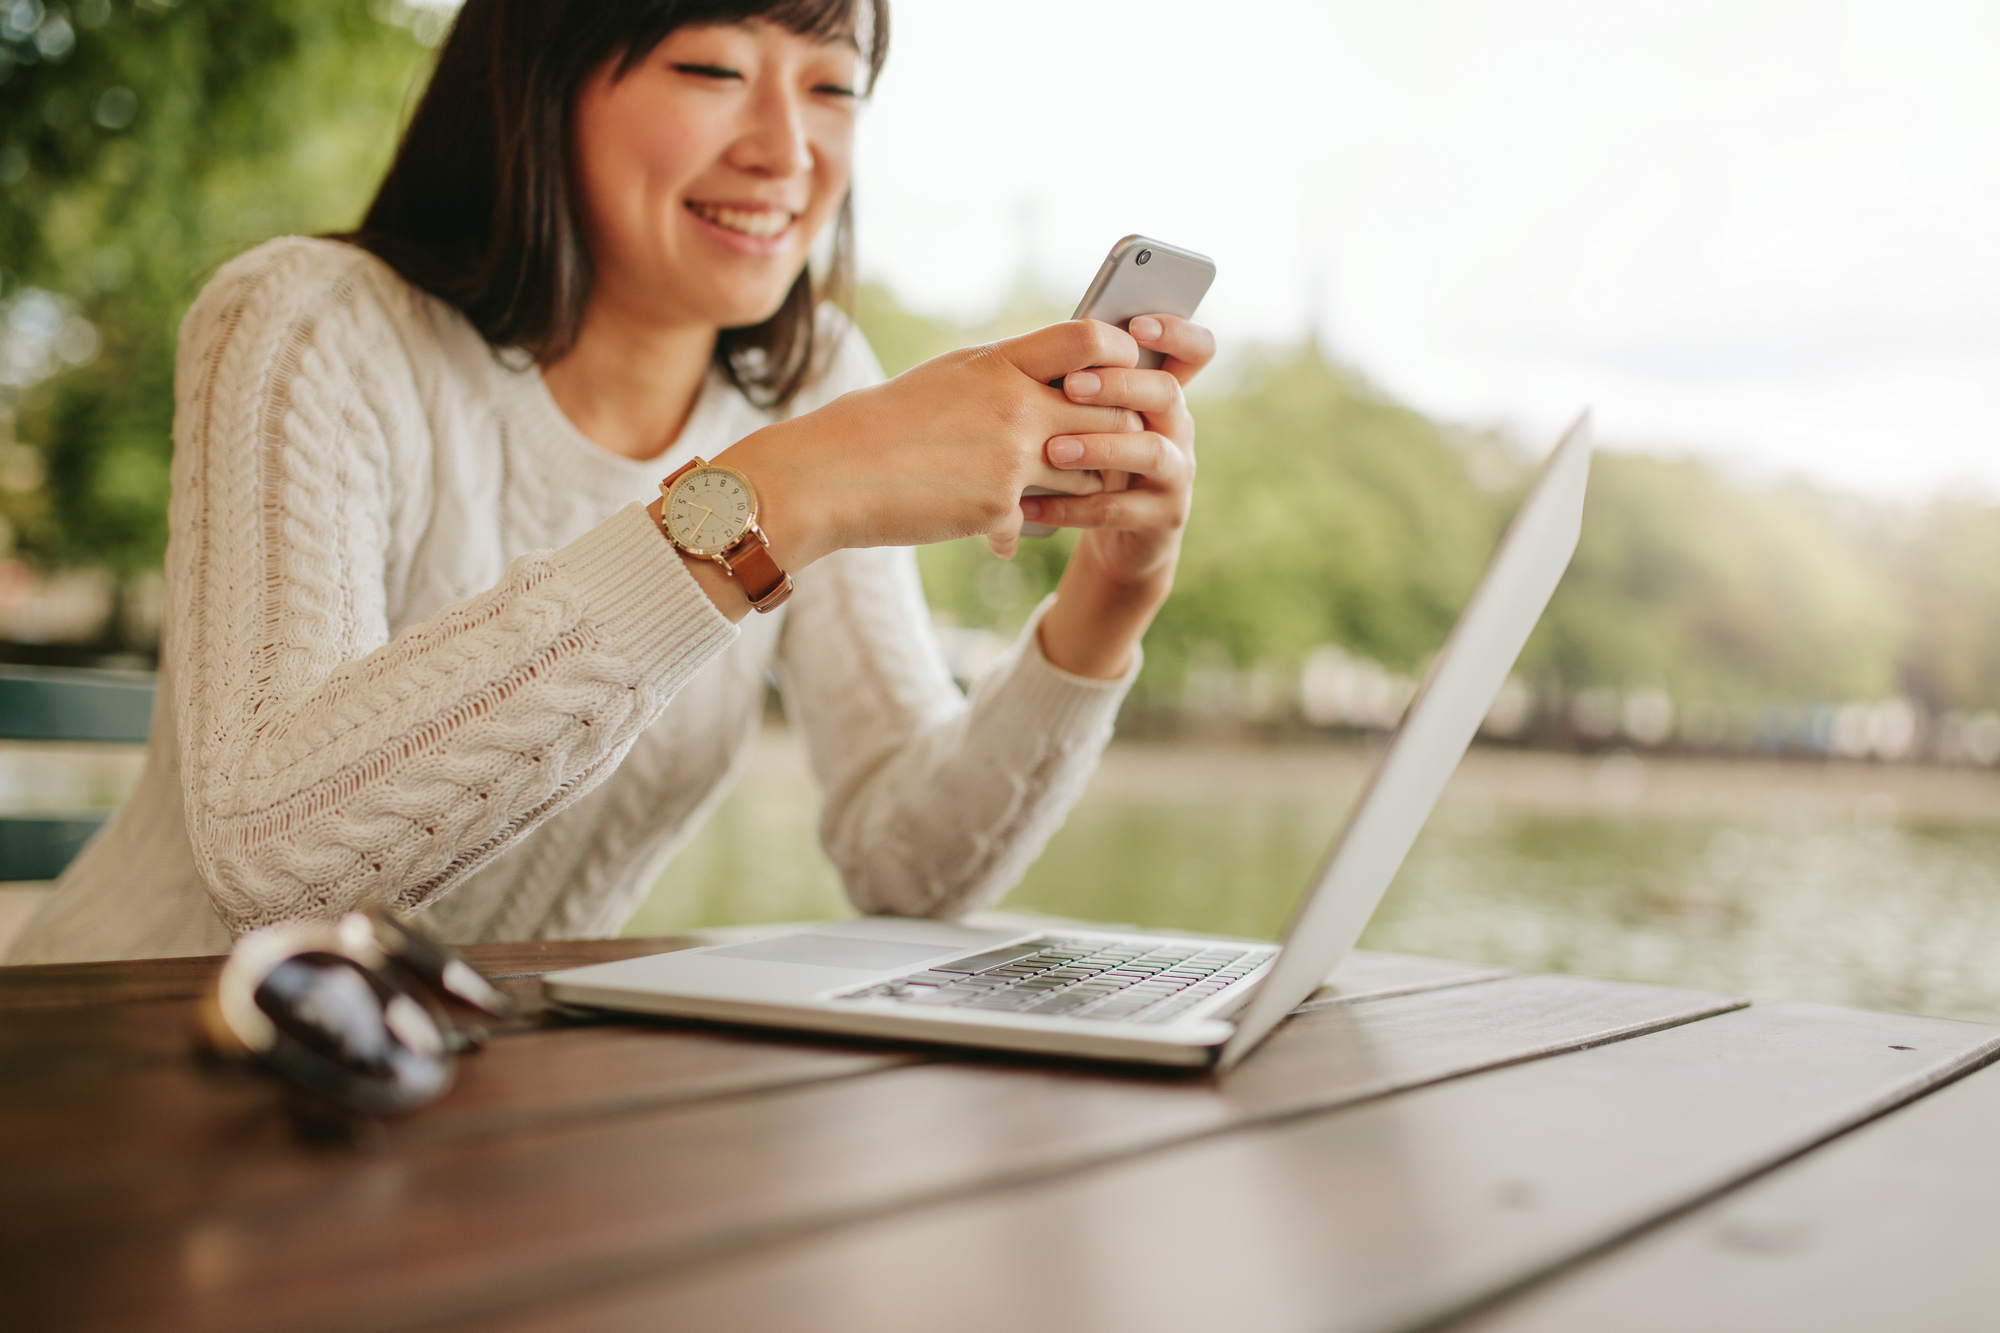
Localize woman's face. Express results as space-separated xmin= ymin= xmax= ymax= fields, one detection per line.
xmin=571 ymin=20 xmax=861 ymax=332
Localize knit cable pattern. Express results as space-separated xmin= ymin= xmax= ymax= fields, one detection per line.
xmin=168 ymin=241 xmax=735 ymax=935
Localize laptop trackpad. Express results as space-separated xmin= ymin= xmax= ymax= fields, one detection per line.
xmin=705 ymin=935 xmax=960 ymax=971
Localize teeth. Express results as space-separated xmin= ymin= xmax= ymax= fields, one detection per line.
xmin=689 ymin=202 xmax=794 ymax=239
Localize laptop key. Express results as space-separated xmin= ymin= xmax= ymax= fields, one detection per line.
xmin=847 ymin=937 xmax=1273 ymax=1023
xmin=900 ymin=990 xmax=974 ymax=1005
xmin=930 ymin=941 xmax=1060 ymax=974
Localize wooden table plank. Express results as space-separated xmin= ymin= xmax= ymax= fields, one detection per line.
xmin=456 ymin=1003 xmax=2000 ymax=1333
xmin=0 ymin=971 xmax=558 ymax=1076
xmin=0 ymin=942 xmax=1504 ymax=1207
xmin=1295 ymin=950 xmax=1507 ymax=1010
xmin=0 ymin=1025 xmax=921 ymax=1231
xmin=1451 ymin=1053 xmax=2000 ymax=1333
xmin=0 ymin=935 xmax=1494 ymax=1019
xmin=0 ymin=945 xmax=1499 ymax=1086
xmin=0 ymin=936 xmax=708 ymax=1010
xmin=2 ymin=972 xmax=1732 ymax=1333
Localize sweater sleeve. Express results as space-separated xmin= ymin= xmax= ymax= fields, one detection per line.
xmin=778 ymin=553 xmax=1135 ymax=918
xmin=167 ymin=242 xmax=738 ymax=934
xmin=773 ymin=324 xmax=1137 ymax=919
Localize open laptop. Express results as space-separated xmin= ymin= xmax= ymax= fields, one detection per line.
xmin=545 ymin=414 xmax=1594 ymax=1071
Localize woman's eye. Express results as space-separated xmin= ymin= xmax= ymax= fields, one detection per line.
xmin=673 ymin=63 xmax=743 ymax=82
xmin=813 ymin=82 xmax=859 ymax=99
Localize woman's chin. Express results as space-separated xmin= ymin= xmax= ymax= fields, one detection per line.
xmin=671 ymin=257 xmax=808 ymax=327
xmin=686 ymin=278 xmax=804 ymax=331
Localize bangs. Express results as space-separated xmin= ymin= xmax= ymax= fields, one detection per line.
xmin=614 ymin=0 xmax=888 ymax=91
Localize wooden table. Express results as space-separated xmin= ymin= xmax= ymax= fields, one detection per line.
xmin=5 ymin=932 xmax=1998 ymax=1333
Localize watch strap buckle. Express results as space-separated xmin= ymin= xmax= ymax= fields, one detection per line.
xmin=725 ymin=525 xmax=794 ymax=613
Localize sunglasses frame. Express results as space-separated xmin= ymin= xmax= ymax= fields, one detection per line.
xmin=200 ymin=910 xmax=511 ymax=1116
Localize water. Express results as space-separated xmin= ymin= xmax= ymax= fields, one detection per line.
xmin=627 ymin=733 xmax=2000 ymax=1024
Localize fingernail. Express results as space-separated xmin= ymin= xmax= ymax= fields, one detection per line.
xmin=1048 ymin=437 xmax=1085 ymax=464
xmin=1065 ymin=371 xmax=1101 ymax=398
xmin=1020 ymin=497 xmax=1045 ymax=520
xmin=1130 ymin=316 xmax=1162 ymax=341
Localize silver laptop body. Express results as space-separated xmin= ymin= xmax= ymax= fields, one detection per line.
xmin=544 ymin=415 xmax=1594 ymax=1070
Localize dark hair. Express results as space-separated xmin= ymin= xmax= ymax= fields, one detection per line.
xmin=341 ymin=0 xmax=889 ymax=408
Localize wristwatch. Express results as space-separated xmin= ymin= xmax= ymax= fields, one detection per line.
xmin=655 ymin=457 xmax=794 ymax=613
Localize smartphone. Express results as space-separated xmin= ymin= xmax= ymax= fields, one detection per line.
xmin=1022 ymin=235 xmax=1216 ymax=536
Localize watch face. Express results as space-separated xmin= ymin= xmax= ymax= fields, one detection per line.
xmin=664 ymin=468 xmax=755 ymax=555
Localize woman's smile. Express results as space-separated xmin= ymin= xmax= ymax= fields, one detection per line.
xmin=684 ymin=199 xmax=800 ymax=252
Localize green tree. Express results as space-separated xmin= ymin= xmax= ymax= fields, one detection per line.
xmin=1 ymin=0 xmax=430 ymax=638
xmin=1154 ymin=344 xmax=1506 ymax=685
xmin=5 ymin=8 xmax=1995 ymax=718
xmin=1523 ymin=457 xmax=1908 ymax=704
xmin=1891 ymin=500 xmax=2000 ymax=712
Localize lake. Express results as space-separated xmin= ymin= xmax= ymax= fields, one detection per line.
xmin=627 ymin=731 xmax=2000 ymax=1024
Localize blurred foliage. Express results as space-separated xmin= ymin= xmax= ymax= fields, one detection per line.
xmin=0 ymin=0 xmax=430 ymax=596
xmin=4 ymin=5 xmax=1997 ymax=715
xmin=1530 ymin=458 xmax=1908 ymax=706
xmin=1890 ymin=502 xmax=2000 ymax=710
xmin=860 ymin=282 xmax=1989 ymax=713
xmin=1155 ymin=346 xmax=1503 ymax=683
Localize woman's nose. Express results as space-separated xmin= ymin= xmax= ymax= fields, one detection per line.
xmin=732 ymin=81 xmax=814 ymax=178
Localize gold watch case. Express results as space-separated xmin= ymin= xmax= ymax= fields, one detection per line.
xmin=661 ymin=464 xmax=760 ymax=558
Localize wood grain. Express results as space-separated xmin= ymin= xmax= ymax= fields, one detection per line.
xmin=1294 ymin=949 xmax=1507 ymax=1010
xmin=1451 ymin=1050 xmax=2000 ymax=1333
xmin=0 ymin=936 xmax=707 ymax=1010
xmin=447 ymin=1003 xmax=2000 ymax=1333
xmin=4 ymin=973 xmax=1734 ymax=1333
xmin=0 ymin=1022 xmax=921 ymax=1230
xmin=0 ymin=943 xmax=1496 ymax=1076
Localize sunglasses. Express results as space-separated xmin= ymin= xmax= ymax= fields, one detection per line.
xmin=199 ymin=909 xmax=517 ymax=1116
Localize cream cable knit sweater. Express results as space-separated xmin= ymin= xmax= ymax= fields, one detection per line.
xmin=7 ymin=238 xmax=1135 ymax=964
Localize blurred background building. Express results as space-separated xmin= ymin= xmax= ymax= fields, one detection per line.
xmin=4 ymin=0 xmax=1999 ymax=1018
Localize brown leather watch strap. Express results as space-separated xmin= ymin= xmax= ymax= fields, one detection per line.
xmin=724 ymin=530 xmax=794 ymax=613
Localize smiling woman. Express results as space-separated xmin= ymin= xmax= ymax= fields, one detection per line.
xmin=350 ymin=0 xmax=882 ymax=413
xmin=5 ymin=0 xmax=1216 ymax=964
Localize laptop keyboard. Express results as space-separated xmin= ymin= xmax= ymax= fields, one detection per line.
xmin=838 ymin=936 xmax=1275 ymax=1025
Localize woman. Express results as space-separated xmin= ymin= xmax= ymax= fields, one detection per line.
xmin=7 ymin=0 xmax=1211 ymax=964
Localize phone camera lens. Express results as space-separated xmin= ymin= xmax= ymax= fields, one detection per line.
xmin=1135 ymin=249 xmax=1152 ymax=265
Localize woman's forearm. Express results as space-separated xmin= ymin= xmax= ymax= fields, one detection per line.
xmin=1037 ymin=541 xmax=1175 ymax=680
xmin=178 ymin=504 xmax=738 ymax=936
xmin=781 ymin=548 xmax=1135 ymax=921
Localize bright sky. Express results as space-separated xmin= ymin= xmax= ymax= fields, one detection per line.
xmin=852 ymin=0 xmax=2000 ymax=498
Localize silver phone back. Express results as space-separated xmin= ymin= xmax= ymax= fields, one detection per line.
xmin=1070 ymin=234 xmax=1217 ymax=366
xmin=1022 ymin=236 xmax=1217 ymax=534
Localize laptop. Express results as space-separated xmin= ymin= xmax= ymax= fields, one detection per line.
xmin=544 ymin=414 xmax=1594 ymax=1071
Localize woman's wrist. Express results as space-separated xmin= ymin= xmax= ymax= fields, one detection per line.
xmin=1037 ymin=542 xmax=1176 ymax=679
xmin=646 ymin=421 xmax=837 ymax=623
xmin=646 ymin=496 xmax=753 ymax=622
xmin=711 ymin=421 xmax=837 ymax=572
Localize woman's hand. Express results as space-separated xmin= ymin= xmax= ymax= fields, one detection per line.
xmin=713 ymin=320 xmax=1146 ymax=577
xmin=1020 ymin=314 xmax=1217 ymax=677
xmin=1021 ymin=314 xmax=1214 ymax=579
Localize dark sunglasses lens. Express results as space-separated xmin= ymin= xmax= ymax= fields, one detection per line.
xmin=254 ymin=952 xmax=452 ymax=1112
